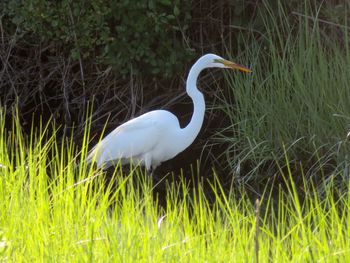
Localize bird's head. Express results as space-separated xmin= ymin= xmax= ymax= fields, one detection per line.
xmin=202 ymin=54 xmax=252 ymax=73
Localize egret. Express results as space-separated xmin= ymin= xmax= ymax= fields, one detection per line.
xmin=87 ymin=53 xmax=251 ymax=172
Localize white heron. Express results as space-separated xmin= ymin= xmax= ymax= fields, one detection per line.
xmin=87 ymin=53 xmax=251 ymax=172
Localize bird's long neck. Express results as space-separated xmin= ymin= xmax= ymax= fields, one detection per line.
xmin=180 ymin=62 xmax=206 ymax=149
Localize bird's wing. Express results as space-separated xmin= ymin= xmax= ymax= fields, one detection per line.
xmin=87 ymin=111 xmax=169 ymax=167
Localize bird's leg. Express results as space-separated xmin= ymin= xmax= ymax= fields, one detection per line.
xmin=148 ymin=166 xmax=154 ymax=177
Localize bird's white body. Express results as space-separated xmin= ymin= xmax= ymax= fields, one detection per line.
xmin=88 ymin=110 xmax=183 ymax=170
xmin=87 ymin=54 xmax=250 ymax=171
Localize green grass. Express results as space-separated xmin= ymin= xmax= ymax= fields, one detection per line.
xmin=0 ymin=112 xmax=350 ymax=262
xmin=214 ymin=1 xmax=350 ymax=185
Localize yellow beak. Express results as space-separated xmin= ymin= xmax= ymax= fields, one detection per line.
xmin=223 ymin=59 xmax=252 ymax=73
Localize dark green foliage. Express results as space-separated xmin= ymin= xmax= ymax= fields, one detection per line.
xmin=4 ymin=0 xmax=193 ymax=77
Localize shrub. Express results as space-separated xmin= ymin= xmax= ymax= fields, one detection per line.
xmin=4 ymin=0 xmax=193 ymax=77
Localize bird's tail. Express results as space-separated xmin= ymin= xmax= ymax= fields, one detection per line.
xmin=86 ymin=144 xmax=116 ymax=169
xmin=86 ymin=144 xmax=100 ymax=165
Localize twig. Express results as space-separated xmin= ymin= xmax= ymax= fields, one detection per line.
xmin=68 ymin=3 xmax=86 ymax=91
xmin=292 ymin=11 xmax=350 ymax=30
xmin=0 ymin=16 xmax=4 ymax=47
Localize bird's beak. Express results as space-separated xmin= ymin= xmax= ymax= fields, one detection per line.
xmin=223 ymin=59 xmax=252 ymax=73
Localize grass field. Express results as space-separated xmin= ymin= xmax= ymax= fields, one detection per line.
xmin=1 ymin=1 xmax=350 ymax=262
xmin=214 ymin=2 xmax=350 ymax=189
xmin=0 ymin=115 xmax=349 ymax=262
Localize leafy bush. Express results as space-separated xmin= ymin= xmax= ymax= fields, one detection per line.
xmin=4 ymin=0 xmax=193 ymax=77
